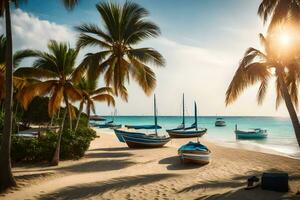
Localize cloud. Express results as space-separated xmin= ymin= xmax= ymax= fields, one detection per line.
xmin=0 ymin=9 xmax=76 ymax=51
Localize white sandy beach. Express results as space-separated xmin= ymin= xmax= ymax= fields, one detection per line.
xmin=1 ymin=128 xmax=300 ymax=200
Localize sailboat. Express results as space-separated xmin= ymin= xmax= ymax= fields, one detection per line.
xmin=167 ymin=95 xmax=207 ymax=138
xmin=97 ymin=110 xmax=122 ymax=129
xmin=113 ymin=95 xmax=171 ymax=148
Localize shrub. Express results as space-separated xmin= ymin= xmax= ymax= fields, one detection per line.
xmin=0 ymin=127 xmax=97 ymax=163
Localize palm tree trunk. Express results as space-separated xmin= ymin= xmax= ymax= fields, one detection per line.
xmin=278 ymin=68 xmax=300 ymax=147
xmin=0 ymin=1 xmax=16 ymax=191
xmin=51 ymin=109 xmax=67 ymax=166
xmin=87 ymin=101 xmax=90 ymax=127
xmin=75 ymin=102 xmax=83 ymax=131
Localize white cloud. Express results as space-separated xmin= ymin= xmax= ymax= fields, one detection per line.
xmin=0 ymin=9 xmax=76 ymax=51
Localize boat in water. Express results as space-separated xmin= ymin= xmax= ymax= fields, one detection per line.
xmin=235 ymin=125 xmax=268 ymax=139
xmin=167 ymin=94 xmax=207 ymax=138
xmin=215 ymin=117 xmax=226 ymax=127
xmin=113 ymin=95 xmax=171 ymax=148
xmin=97 ymin=110 xmax=122 ymax=129
xmin=178 ymin=141 xmax=211 ymax=164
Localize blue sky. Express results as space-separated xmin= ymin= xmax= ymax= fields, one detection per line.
xmin=1 ymin=0 xmax=289 ymax=116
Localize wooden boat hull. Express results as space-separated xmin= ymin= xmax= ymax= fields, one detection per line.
xmin=113 ymin=129 xmax=145 ymax=143
xmin=235 ymin=129 xmax=268 ymax=139
xmin=167 ymin=128 xmax=207 ymax=138
xmin=122 ymin=134 xmax=171 ymax=148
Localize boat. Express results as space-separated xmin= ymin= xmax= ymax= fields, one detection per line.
xmin=125 ymin=124 xmax=162 ymax=130
xmin=89 ymin=115 xmax=106 ymax=127
xmin=114 ymin=95 xmax=171 ymax=148
xmin=215 ymin=117 xmax=226 ymax=127
xmin=97 ymin=110 xmax=122 ymax=129
xmin=235 ymin=125 xmax=268 ymax=139
xmin=178 ymin=141 xmax=211 ymax=164
xmin=167 ymin=94 xmax=207 ymax=138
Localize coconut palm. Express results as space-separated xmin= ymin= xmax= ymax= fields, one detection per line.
xmin=75 ymin=1 xmax=165 ymax=100
xmin=258 ymin=0 xmax=300 ymax=30
xmin=74 ymin=78 xmax=115 ymax=130
xmin=0 ymin=0 xmax=80 ymax=190
xmin=226 ymin=33 xmax=300 ymax=147
xmin=16 ymin=40 xmax=82 ymax=166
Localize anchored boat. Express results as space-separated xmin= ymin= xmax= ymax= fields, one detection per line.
xmin=113 ymin=95 xmax=170 ymax=148
xmin=178 ymin=141 xmax=211 ymax=164
xmin=235 ymin=125 xmax=268 ymax=139
xmin=97 ymin=110 xmax=122 ymax=129
xmin=215 ymin=117 xmax=226 ymax=127
xmin=167 ymin=94 xmax=207 ymax=138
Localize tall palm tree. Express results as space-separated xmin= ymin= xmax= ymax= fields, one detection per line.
xmin=0 ymin=0 xmax=80 ymax=190
xmin=75 ymin=1 xmax=165 ymax=100
xmin=258 ymin=0 xmax=300 ymax=30
xmin=74 ymin=78 xmax=115 ymax=130
xmin=16 ymin=40 xmax=82 ymax=166
xmin=225 ymin=33 xmax=300 ymax=147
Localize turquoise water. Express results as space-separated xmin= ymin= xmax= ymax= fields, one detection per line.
xmin=98 ymin=116 xmax=300 ymax=159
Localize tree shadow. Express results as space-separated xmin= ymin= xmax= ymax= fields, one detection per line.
xmin=84 ymin=152 xmax=133 ymax=159
xmin=195 ymin=188 xmax=299 ymax=200
xmin=38 ymin=173 xmax=179 ymax=200
xmin=89 ymin=147 xmax=131 ymax=152
xmin=159 ymin=156 xmax=207 ymax=170
xmin=60 ymin=159 xmax=136 ymax=173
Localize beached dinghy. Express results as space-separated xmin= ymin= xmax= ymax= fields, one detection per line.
xmin=215 ymin=117 xmax=226 ymax=127
xmin=178 ymin=141 xmax=211 ymax=164
xmin=167 ymin=96 xmax=207 ymax=138
xmin=235 ymin=125 xmax=268 ymax=139
xmin=114 ymin=95 xmax=171 ymax=148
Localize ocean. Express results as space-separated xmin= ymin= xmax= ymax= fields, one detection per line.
xmin=97 ymin=116 xmax=300 ymax=159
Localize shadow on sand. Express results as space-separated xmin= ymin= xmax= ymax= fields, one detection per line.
xmin=90 ymin=147 xmax=131 ymax=152
xmin=180 ymin=169 xmax=300 ymax=200
xmin=38 ymin=173 xmax=179 ymax=200
xmin=159 ymin=156 xmax=207 ymax=170
xmin=84 ymin=152 xmax=133 ymax=159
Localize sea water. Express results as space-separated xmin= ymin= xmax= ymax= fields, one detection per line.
xmin=96 ymin=116 xmax=300 ymax=159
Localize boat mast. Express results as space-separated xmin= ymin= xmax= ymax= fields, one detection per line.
xmin=182 ymin=93 xmax=185 ymax=128
xmin=194 ymin=101 xmax=198 ymax=130
xmin=154 ymin=94 xmax=158 ymax=135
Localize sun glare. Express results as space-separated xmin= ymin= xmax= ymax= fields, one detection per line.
xmin=278 ymin=32 xmax=291 ymax=47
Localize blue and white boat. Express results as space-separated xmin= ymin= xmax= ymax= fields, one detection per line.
xmin=178 ymin=141 xmax=211 ymax=164
xmin=215 ymin=118 xmax=226 ymax=127
xmin=113 ymin=95 xmax=170 ymax=148
xmin=167 ymin=95 xmax=207 ymax=138
xmin=235 ymin=125 xmax=268 ymax=139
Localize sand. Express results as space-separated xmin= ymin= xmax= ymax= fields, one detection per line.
xmin=1 ymin=128 xmax=300 ymax=200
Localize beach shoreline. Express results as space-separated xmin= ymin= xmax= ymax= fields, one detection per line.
xmin=1 ymin=128 xmax=299 ymax=199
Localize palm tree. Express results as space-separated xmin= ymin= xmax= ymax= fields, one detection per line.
xmin=226 ymin=33 xmax=300 ymax=147
xmin=0 ymin=0 xmax=80 ymax=190
xmin=74 ymin=78 xmax=115 ymax=130
xmin=258 ymin=0 xmax=300 ymax=30
xmin=16 ymin=40 xmax=82 ymax=166
xmin=75 ymin=1 xmax=165 ymax=100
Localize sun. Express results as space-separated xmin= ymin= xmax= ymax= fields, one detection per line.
xmin=278 ymin=32 xmax=291 ymax=46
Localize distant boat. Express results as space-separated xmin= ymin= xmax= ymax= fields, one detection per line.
xmin=167 ymin=94 xmax=207 ymax=138
xmin=97 ymin=110 xmax=122 ymax=129
xmin=235 ymin=125 xmax=268 ymax=139
xmin=113 ymin=95 xmax=170 ymax=148
xmin=215 ymin=117 xmax=226 ymax=127
xmin=178 ymin=141 xmax=211 ymax=164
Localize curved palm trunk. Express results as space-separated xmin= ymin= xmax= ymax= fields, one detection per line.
xmin=278 ymin=68 xmax=300 ymax=147
xmin=51 ymin=109 xmax=67 ymax=166
xmin=74 ymin=101 xmax=83 ymax=131
xmin=0 ymin=1 xmax=16 ymax=191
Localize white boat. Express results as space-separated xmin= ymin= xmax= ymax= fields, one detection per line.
xmin=215 ymin=118 xmax=226 ymax=127
xmin=178 ymin=141 xmax=211 ymax=164
xmin=235 ymin=125 xmax=267 ymax=139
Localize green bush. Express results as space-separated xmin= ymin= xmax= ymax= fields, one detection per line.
xmin=0 ymin=127 xmax=96 ymax=163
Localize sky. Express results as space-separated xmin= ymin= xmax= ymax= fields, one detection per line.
xmin=0 ymin=0 xmax=291 ymax=116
